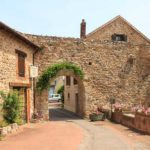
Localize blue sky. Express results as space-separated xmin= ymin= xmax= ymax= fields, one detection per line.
xmin=0 ymin=0 xmax=150 ymax=38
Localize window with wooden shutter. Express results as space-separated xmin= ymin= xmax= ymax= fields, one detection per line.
xmin=16 ymin=50 xmax=27 ymax=77
xmin=74 ymin=78 xmax=78 ymax=85
xmin=112 ymin=34 xmax=127 ymax=42
xmin=18 ymin=54 xmax=25 ymax=77
xmin=66 ymin=76 xmax=71 ymax=86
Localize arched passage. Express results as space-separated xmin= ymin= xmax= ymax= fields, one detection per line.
xmin=35 ymin=62 xmax=85 ymax=120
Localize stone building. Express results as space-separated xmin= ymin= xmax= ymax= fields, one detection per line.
xmin=49 ymin=76 xmax=64 ymax=96
xmin=25 ymin=15 xmax=150 ymax=118
xmin=0 ymin=15 xmax=150 ymax=119
xmin=64 ymin=76 xmax=79 ymax=113
xmin=0 ymin=22 xmax=39 ymax=122
xmin=86 ymin=16 xmax=149 ymax=45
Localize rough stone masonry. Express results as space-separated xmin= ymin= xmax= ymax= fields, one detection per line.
xmin=23 ymin=16 xmax=150 ymax=117
xmin=24 ymin=34 xmax=150 ymax=117
xmin=0 ymin=15 xmax=150 ymax=120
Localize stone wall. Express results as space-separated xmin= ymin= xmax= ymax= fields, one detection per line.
xmin=0 ymin=29 xmax=35 ymax=120
xmin=24 ymin=33 xmax=150 ymax=117
xmin=112 ymin=112 xmax=150 ymax=134
xmin=86 ymin=16 xmax=150 ymax=45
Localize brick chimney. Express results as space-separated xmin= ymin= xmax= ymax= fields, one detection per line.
xmin=80 ymin=19 xmax=86 ymax=39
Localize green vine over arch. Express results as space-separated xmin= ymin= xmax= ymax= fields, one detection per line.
xmin=36 ymin=62 xmax=84 ymax=91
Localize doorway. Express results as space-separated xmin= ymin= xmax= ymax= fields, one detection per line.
xmin=75 ymin=93 xmax=79 ymax=114
xmin=13 ymin=87 xmax=27 ymax=122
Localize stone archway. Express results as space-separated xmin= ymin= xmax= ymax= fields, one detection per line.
xmin=35 ymin=62 xmax=85 ymax=120
xmin=30 ymin=35 xmax=149 ymax=121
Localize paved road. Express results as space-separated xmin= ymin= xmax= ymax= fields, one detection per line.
xmin=50 ymin=108 xmax=150 ymax=150
xmin=0 ymin=107 xmax=150 ymax=150
xmin=0 ymin=108 xmax=83 ymax=150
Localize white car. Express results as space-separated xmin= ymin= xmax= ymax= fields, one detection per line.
xmin=48 ymin=94 xmax=61 ymax=102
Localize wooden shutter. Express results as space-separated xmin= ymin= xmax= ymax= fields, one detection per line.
xmin=124 ymin=35 xmax=127 ymax=42
xmin=15 ymin=50 xmax=27 ymax=77
xmin=111 ymin=34 xmax=116 ymax=41
xmin=18 ymin=54 xmax=25 ymax=77
xmin=74 ymin=78 xmax=78 ymax=85
xmin=66 ymin=76 xmax=71 ymax=86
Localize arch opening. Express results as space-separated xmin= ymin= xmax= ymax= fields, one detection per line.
xmin=35 ymin=62 xmax=85 ymax=120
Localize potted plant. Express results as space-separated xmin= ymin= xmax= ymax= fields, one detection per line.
xmin=113 ymin=102 xmax=122 ymax=112
xmin=89 ymin=107 xmax=105 ymax=121
xmin=131 ymin=104 xmax=150 ymax=116
xmin=145 ymin=107 xmax=150 ymax=116
xmin=89 ymin=112 xmax=105 ymax=121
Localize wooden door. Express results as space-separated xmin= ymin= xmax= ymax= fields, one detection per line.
xmin=13 ymin=87 xmax=27 ymax=122
xmin=75 ymin=93 xmax=79 ymax=114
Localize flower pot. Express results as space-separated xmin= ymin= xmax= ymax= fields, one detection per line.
xmin=89 ymin=113 xmax=105 ymax=121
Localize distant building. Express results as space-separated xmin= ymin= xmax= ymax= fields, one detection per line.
xmin=49 ymin=76 xmax=64 ymax=96
xmin=64 ymin=76 xmax=79 ymax=113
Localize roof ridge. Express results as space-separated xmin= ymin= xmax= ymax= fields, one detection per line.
xmin=0 ymin=21 xmax=40 ymax=50
xmin=87 ymin=15 xmax=150 ymax=43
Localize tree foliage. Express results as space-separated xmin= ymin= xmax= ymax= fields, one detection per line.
xmin=57 ymin=85 xmax=64 ymax=103
xmin=57 ymin=85 xmax=64 ymax=94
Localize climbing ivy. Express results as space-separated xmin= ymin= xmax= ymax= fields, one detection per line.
xmin=36 ymin=62 xmax=84 ymax=91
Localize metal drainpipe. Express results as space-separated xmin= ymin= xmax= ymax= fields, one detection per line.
xmin=33 ymin=49 xmax=38 ymax=113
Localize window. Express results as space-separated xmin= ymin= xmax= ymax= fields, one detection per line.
xmin=16 ymin=50 xmax=27 ymax=77
xmin=112 ymin=34 xmax=127 ymax=42
xmin=66 ymin=76 xmax=71 ymax=86
xmin=68 ymin=93 xmax=70 ymax=100
xmin=74 ymin=78 xmax=78 ymax=85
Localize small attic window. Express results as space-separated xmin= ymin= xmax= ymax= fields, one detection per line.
xmin=112 ymin=34 xmax=127 ymax=42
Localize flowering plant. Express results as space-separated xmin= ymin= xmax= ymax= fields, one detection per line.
xmin=131 ymin=105 xmax=142 ymax=113
xmin=95 ymin=106 xmax=104 ymax=115
xmin=112 ymin=102 xmax=122 ymax=111
xmin=131 ymin=104 xmax=150 ymax=115
xmin=145 ymin=107 xmax=150 ymax=115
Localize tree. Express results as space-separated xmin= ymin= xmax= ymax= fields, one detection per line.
xmin=57 ymin=85 xmax=64 ymax=103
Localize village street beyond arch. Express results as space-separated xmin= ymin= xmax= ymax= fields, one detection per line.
xmin=35 ymin=65 xmax=86 ymax=119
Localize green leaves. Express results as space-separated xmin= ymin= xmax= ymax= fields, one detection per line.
xmin=36 ymin=62 xmax=84 ymax=91
xmin=57 ymin=85 xmax=64 ymax=94
xmin=0 ymin=91 xmax=22 ymax=124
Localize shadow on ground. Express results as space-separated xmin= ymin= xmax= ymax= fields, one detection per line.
xmin=49 ymin=108 xmax=82 ymax=121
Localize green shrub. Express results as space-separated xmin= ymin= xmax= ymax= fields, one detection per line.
xmin=57 ymin=85 xmax=64 ymax=94
xmin=0 ymin=91 xmax=23 ymax=124
xmin=14 ymin=117 xmax=24 ymax=125
xmin=0 ymin=120 xmax=8 ymax=127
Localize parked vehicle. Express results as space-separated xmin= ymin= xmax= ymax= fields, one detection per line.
xmin=48 ymin=94 xmax=61 ymax=102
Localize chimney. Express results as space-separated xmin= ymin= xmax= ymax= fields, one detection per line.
xmin=80 ymin=19 xmax=86 ymax=39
